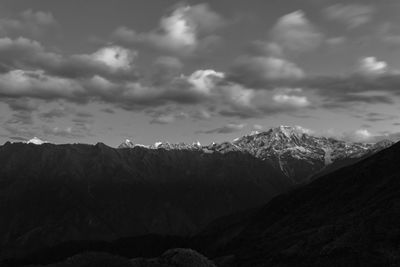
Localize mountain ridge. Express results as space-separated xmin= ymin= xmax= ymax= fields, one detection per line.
xmin=206 ymin=140 xmax=400 ymax=266
xmin=118 ymin=125 xmax=394 ymax=183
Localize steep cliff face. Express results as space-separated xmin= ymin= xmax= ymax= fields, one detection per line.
xmin=0 ymin=142 xmax=290 ymax=255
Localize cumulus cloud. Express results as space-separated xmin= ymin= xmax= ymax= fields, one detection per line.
xmin=199 ymin=123 xmax=246 ymax=134
xmin=357 ymin=57 xmax=388 ymax=76
xmin=1 ymin=36 xmax=397 ymax=123
xmin=91 ymin=46 xmax=136 ymax=70
xmin=271 ymin=10 xmax=323 ymax=53
xmin=112 ymin=3 xmax=225 ymax=55
xmin=230 ymin=56 xmax=304 ymax=88
xmin=272 ymin=93 xmax=310 ymax=107
xmin=187 ymin=69 xmax=225 ymax=95
xmin=217 ymin=83 xmax=311 ymax=119
xmin=324 ymin=4 xmax=375 ymax=29
xmin=0 ymin=69 xmax=84 ymax=101
xmin=0 ymin=37 xmax=138 ymax=81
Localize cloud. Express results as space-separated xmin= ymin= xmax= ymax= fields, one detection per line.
xmin=357 ymin=57 xmax=388 ymax=76
xmin=1 ymin=35 xmax=397 ymax=122
xmin=217 ymin=83 xmax=311 ymax=119
xmin=326 ymin=36 xmax=346 ymax=46
xmin=6 ymin=98 xmax=39 ymax=112
xmin=91 ymin=46 xmax=136 ymax=70
xmin=253 ymin=124 xmax=263 ymax=130
xmin=6 ymin=111 xmax=34 ymax=125
xmin=101 ymin=108 xmax=115 ymax=114
xmin=293 ymin=125 xmax=315 ymax=135
xmin=271 ymin=10 xmax=323 ymax=53
xmin=199 ymin=123 xmax=246 ymax=134
xmin=192 ymin=109 xmax=212 ymax=120
xmin=39 ymin=107 xmax=69 ymax=122
xmin=324 ymin=4 xmax=375 ymax=29
xmin=383 ymin=35 xmax=400 ymax=46
xmin=3 ymin=123 xmax=38 ymax=138
xmin=112 ymin=3 xmax=225 ymax=56
xmin=343 ymin=129 xmax=373 ymax=142
xmin=272 ymin=93 xmax=310 ymax=107
xmin=152 ymin=56 xmax=183 ymax=85
xmin=300 ymin=80 xmax=395 ymax=108
xmin=149 ymin=111 xmax=189 ymax=124
xmin=364 ymin=112 xmax=397 ymax=122
xmin=230 ymin=56 xmax=304 ymax=88
xmin=42 ymin=125 xmax=84 ymax=139
xmin=187 ymin=69 xmax=225 ymax=95
xmin=0 ymin=69 xmax=84 ymax=101
xmin=246 ymin=41 xmax=284 ymax=57
xmin=0 ymin=37 xmax=139 ymax=82
xmin=21 ymin=9 xmax=57 ymax=27
xmin=0 ymin=9 xmax=58 ymax=37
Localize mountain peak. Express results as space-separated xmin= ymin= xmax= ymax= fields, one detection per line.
xmin=26 ymin=137 xmax=47 ymax=145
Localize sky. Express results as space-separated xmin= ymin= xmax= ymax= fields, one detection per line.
xmin=0 ymin=0 xmax=400 ymax=147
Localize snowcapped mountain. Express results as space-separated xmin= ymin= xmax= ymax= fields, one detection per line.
xmin=26 ymin=137 xmax=48 ymax=145
xmin=119 ymin=126 xmax=394 ymax=183
xmin=118 ymin=139 xmax=149 ymax=149
xmin=232 ymin=126 xmax=393 ymax=183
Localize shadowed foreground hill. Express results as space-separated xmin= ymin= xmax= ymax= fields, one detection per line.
xmin=0 ymin=142 xmax=290 ymax=257
xmin=207 ymin=141 xmax=400 ymax=266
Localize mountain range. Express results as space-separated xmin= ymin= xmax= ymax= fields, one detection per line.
xmin=0 ymin=126 xmax=395 ymax=265
xmin=197 ymin=135 xmax=400 ymax=266
xmin=119 ymin=125 xmax=392 ymax=183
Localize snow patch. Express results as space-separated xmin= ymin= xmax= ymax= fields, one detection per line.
xmin=26 ymin=137 xmax=48 ymax=145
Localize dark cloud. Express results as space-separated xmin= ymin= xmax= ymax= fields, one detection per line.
xmin=229 ymin=55 xmax=304 ymax=89
xmin=39 ymin=107 xmax=69 ymax=122
xmin=3 ymin=123 xmax=38 ymax=138
xmin=151 ymin=56 xmax=183 ymax=85
xmin=101 ymin=108 xmax=115 ymax=114
xmin=6 ymin=111 xmax=34 ymax=125
xmin=299 ymin=74 xmax=400 ymax=105
xmin=364 ymin=112 xmax=397 ymax=122
xmin=6 ymin=98 xmax=39 ymax=112
xmin=75 ymin=111 xmax=93 ymax=118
